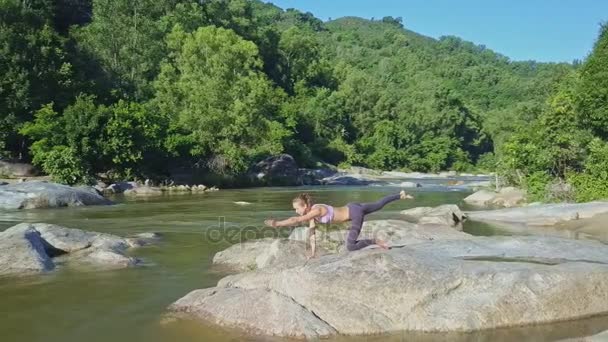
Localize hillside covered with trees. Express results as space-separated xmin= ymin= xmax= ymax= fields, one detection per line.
xmin=2 ymin=0 xmax=606 ymax=201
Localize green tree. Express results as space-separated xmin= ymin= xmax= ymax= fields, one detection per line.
xmin=496 ymin=70 xmax=594 ymax=200
xmin=102 ymin=100 xmax=168 ymax=179
xmin=20 ymin=97 xmax=102 ymax=184
xmin=21 ymin=95 xmax=170 ymax=183
xmin=74 ymin=0 xmax=168 ymax=100
xmin=577 ymin=24 xmax=608 ymax=138
xmin=0 ymin=0 xmax=74 ymax=157
xmin=568 ymin=139 xmax=608 ymax=202
xmin=3 ymin=0 xmax=589 ymax=187
xmin=154 ymin=25 xmax=289 ymax=175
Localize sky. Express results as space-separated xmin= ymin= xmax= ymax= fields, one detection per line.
xmin=264 ymin=0 xmax=608 ymax=63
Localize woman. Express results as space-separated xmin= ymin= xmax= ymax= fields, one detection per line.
xmin=264 ymin=190 xmax=414 ymax=258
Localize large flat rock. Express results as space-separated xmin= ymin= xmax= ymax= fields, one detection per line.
xmin=289 ymin=219 xmax=472 ymax=252
xmin=466 ymin=202 xmax=608 ymax=226
xmin=212 ymin=238 xmax=327 ymax=271
xmin=464 ymin=187 xmax=526 ymax=208
xmin=172 ymin=224 xmax=608 ymax=338
xmin=168 ymin=287 xmax=337 ymax=338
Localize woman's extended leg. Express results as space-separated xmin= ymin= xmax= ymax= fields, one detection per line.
xmin=344 ymin=192 xmax=409 ymax=251
xmin=345 ymin=192 xmax=410 ymax=251
xmin=360 ymin=193 xmax=401 ymax=215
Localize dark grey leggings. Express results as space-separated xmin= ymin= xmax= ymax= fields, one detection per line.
xmin=345 ymin=193 xmax=401 ymax=251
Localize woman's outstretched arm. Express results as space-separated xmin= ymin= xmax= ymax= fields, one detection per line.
xmin=307 ymin=219 xmax=316 ymax=259
xmin=264 ymin=207 xmax=322 ymax=228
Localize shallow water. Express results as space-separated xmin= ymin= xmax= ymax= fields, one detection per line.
xmin=1 ymin=185 xmax=606 ymax=342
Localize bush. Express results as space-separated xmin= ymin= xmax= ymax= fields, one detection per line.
xmin=568 ymin=173 xmax=608 ymax=202
xmin=568 ymin=138 xmax=608 ymax=202
xmin=523 ymin=171 xmax=552 ymax=202
xmin=42 ymin=146 xmax=95 ymax=185
xmin=476 ymin=152 xmax=497 ymax=172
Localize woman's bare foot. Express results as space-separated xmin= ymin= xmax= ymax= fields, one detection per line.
xmin=376 ymin=239 xmax=390 ymax=250
xmin=400 ymin=190 xmax=414 ymax=199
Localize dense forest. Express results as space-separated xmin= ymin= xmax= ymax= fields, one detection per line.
xmin=1 ymin=0 xmax=607 ymax=201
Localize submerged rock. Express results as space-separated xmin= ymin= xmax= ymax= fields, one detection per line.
xmin=126 ymin=232 xmax=163 ymax=247
xmin=56 ymin=248 xmax=139 ymax=269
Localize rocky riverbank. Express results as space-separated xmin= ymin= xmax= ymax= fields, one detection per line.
xmin=1 ymin=155 xmax=492 ymax=190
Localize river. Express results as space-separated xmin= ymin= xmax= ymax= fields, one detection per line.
xmin=1 ymin=184 xmax=607 ymax=342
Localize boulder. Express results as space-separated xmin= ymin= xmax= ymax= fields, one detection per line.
xmin=213 ymin=239 xmax=326 ymax=271
xmin=168 ymin=287 xmax=337 ymax=338
xmin=464 ymin=187 xmax=526 ymax=208
xmin=494 ymin=187 xmax=527 ymax=207
xmin=343 ymin=166 xmax=382 ymax=176
xmin=320 ymin=174 xmax=375 ymax=186
xmin=57 ymin=248 xmax=140 ymax=269
xmin=398 ymin=181 xmax=422 ymax=188
xmin=0 ymin=160 xmax=37 ymax=177
xmin=401 ymin=204 xmax=466 ymax=227
xmin=248 ymin=154 xmax=300 ymax=186
xmin=192 ymin=184 xmax=207 ymax=192
xmin=399 ymin=206 xmax=434 ymax=218
xmin=176 ymin=234 xmax=608 ymax=338
xmin=0 ymin=224 xmax=54 ymax=276
xmin=104 ymin=181 xmax=138 ymax=194
xmin=34 ymin=223 xmax=97 ymax=253
xmin=0 ymin=181 xmax=113 ymax=209
xmin=298 ymin=168 xmax=337 ymax=185
xmin=289 ymin=219 xmax=472 ymax=252
xmin=123 ymin=186 xmax=163 ymax=196
xmin=449 ymin=180 xmax=491 ymax=190
xmin=464 ymin=189 xmax=500 ymax=206
xmin=216 ymin=219 xmax=471 ymax=273
xmin=0 ymin=223 xmax=159 ymax=276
